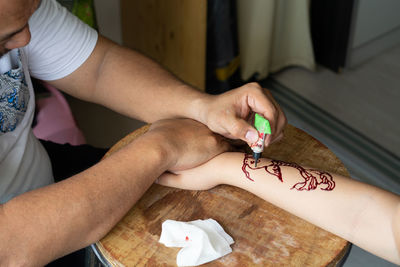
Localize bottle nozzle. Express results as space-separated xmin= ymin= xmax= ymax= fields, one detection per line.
xmin=253 ymin=152 xmax=261 ymax=167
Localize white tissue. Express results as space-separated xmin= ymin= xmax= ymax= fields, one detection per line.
xmin=159 ymin=219 xmax=234 ymax=266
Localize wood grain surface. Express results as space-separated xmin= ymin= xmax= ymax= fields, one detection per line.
xmin=120 ymin=0 xmax=207 ymax=90
xmin=95 ymin=124 xmax=350 ymax=266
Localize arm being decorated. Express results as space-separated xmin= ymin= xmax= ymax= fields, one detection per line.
xmin=157 ymin=152 xmax=400 ymax=265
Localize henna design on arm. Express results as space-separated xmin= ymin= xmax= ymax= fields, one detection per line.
xmin=242 ymin=155 xmax=254 ymax=181
xmin=241 ymin=154 xmax=335 ymax=191
xmin=242 ymin=154 xmax=283 ymax=182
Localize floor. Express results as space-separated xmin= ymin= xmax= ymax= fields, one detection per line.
xmin=272 ymin=44 xmax=400 ymax=158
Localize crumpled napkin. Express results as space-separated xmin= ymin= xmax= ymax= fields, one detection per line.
xmin=159 ymin=219 xmax=234 ymax=266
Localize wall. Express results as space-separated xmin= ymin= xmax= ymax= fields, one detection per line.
xmin=352 ymin=0 xmax=400 ymax=48
xmin=347 ymin=0 xmax=400 ymax=67
xmin=67 ymin=0 xmax=145 ymax=148
xmin=68 ymin=0 xmax=206 ymax=147
xmin=94 ymin=0 xmax=123 ymax=44
xmin=120 ymin=0 xmax=207 ymax=90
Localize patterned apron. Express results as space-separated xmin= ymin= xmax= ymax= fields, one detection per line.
xmin=0 ymin=49 xmax=53 ymax=204
xmin=0 ymin=50 xmax=30 ymax=134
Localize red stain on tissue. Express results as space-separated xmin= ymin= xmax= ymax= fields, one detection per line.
xmin=185 ymin=236 xmax=189 ymax=241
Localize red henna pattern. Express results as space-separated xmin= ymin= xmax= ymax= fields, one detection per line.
xmin=242 ymin=155 xmax=255 ymax=181
xmin=242 ymin=154 xmax=335 ymax=191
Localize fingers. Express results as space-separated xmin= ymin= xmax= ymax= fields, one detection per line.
xmin=224 ymin=115 xmax=259 ymax=145
xmin=273 ymin=109 xmax=287 ymax=143
xmin=241 ymin=83 xmax=287 ymax=146
xmin=252 ymin=91 xmax=281 ymax=145
xmin=262 ymin=89 xmax=287 ymax=146
xmin=200 ymin=82 xmax=286 ymax=148
xmin=218 ymin=135 xmax=235 ymax=154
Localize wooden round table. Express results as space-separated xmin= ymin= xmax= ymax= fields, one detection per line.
xmin=91 ymin=124 xmax=350 ymax=266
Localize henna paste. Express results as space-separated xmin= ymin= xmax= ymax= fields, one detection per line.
xmin=242 ymin=154 xmax=255 ymax=181
xmin=241 ymin=154 xmax=335 ymax=191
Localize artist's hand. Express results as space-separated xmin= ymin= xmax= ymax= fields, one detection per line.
xmin=148 ymin=119 xmax=231 ymax=171
xmin=156 ymin=154 xmax=226 ymax=190
xmin=199 ymin=82 xmax=287 ymax=146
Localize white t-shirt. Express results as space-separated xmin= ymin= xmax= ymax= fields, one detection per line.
xmin=0 ymin=0 xmax=98 ymax=203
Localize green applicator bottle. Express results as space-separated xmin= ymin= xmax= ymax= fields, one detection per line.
xmin=251 ymin=113 xmax=271 ymax=166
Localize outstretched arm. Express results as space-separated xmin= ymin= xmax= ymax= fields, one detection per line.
xmin=157 ymin=152 xmax=400 ymax=265
xmin=48 ymin=35 xmax=286 ymax=146
xmin=0 ymin=120 xmax=230 ymax=266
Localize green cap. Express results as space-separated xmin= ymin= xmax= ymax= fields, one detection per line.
xmin=254 ymin=113 xmax=271 ymax=134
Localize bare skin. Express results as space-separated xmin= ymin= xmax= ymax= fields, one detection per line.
xmin=0 ymin=0 xmax=287 ymax=145
xmin=49 ymin=36 xmax=287 ymax=146
xmin=0 ymin=0 xmax=285 ymax=265
xmin=0 ymin=119 xmax=231 ymax=266
xmin=157 ymin=152 xmax=400 ymax=265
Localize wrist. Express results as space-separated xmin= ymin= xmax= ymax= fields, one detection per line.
xmin=189 ymin=93 xmax=213 ymax=125
xmin=129 ymin=131 xmax=177 ymax=172
xmin=210 ymin=152 xmax=243 ymax=187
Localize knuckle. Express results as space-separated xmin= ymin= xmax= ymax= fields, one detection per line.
xmin=230 ymin=123 xmax=245 ymax=138
xmin=248 ymin=82 xmax=262 ymax=89
xmin=240 ymin=82 xmax=262 ymax=94
xmin=249 ymin=83 xmax=263 ymax=93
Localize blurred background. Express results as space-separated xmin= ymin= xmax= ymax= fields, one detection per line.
xmin=46 ymin=1 xmax=399 ymax=266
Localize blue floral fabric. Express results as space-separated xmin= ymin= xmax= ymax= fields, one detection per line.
xmin=0 ymin=51 xmax=30 ymax=134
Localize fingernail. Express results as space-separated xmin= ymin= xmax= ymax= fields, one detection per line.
xmin=245 ymin=130 xmax=258 ymax=143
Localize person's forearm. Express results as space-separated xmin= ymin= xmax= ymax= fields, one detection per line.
xmin=218 ymin=153 xmax=400 ymax=264
xmin=51 ymin=36 xmax=209 ymax=124
xmin=0 ymin=132 xmax=170 ymax=266
xmin=93 ymin=38 xmax=209 ymax=123
xmin=50 ymin=36 xmax=288 ymax=145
